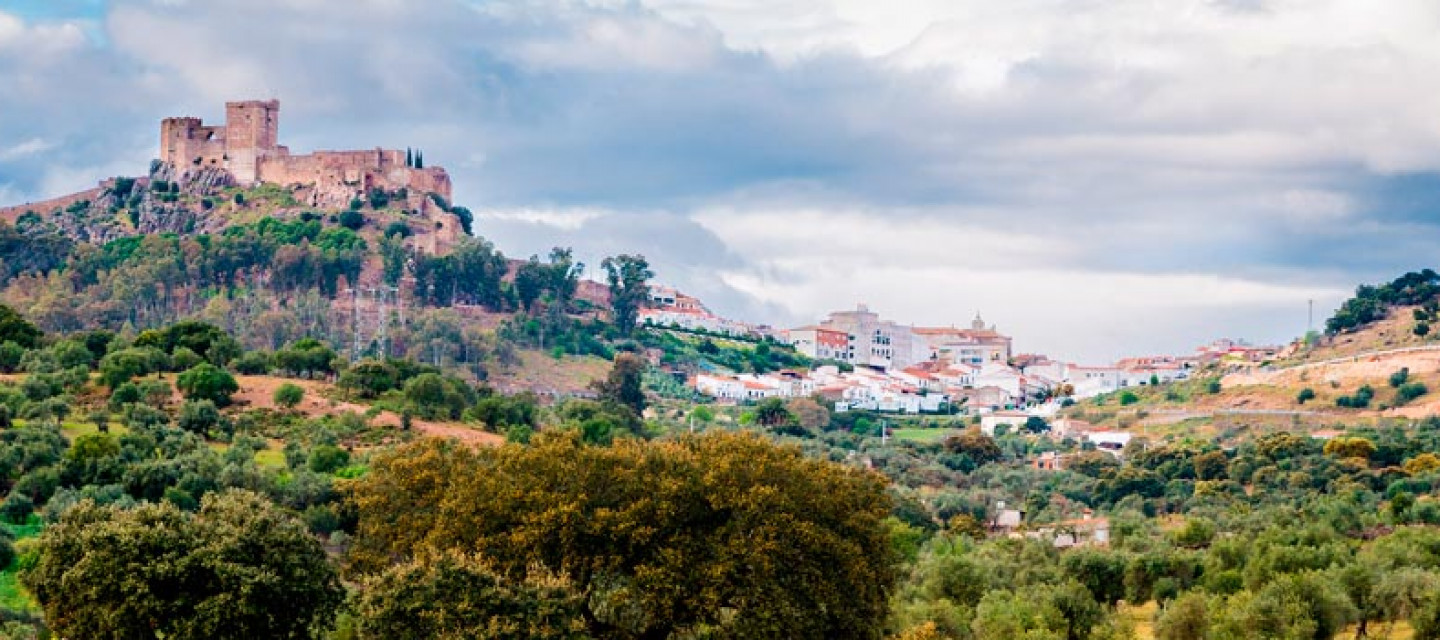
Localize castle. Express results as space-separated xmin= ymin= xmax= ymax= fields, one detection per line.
xmin=160 ymin=100 xmax=452 ymax=207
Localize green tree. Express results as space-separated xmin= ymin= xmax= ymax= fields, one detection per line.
xmin=339 ymin=360 xmax=400 ymax=399
xmin=177 ymin=399 xmax=225 ymax=436
xmin=1154 ymin=592 xmax=1209 ymax=640
xmin=0 ymin=305 xmax=41 ymax=349
xmin=1297 ymin=388 xmax=1316 ymax=404
xmin=348 ymin=432 xmax=899 ymax=639
xmin=23 ymin=491 xmax=343 ymax=640
xmin=592 ymin=352 xmax=647 ymax=417
xmin=176 ymin=363 xmax=239 ymax=406
xmin=601 ymin=254 xmax=652 ymax=336
xmin=754 ymin=397 xmax=795 ymax=428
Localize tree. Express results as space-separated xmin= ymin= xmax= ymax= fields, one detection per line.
xmin=1391 ymin=368 xmax=1411 ymax=388
xmin=1324 ymin=437 xmax=1377 ymax=461
xmin=1119 ymin=391 xmax=1140 ymax=406
xmin=177 ymin=399 xmax=224 ymax=436
xmin=789 ymin=397 xmax=831 ymax=430
xmin=339 ymin=360 xmax=400 ymax=399
xmin=354 ymin=551 xmax=588 ymax=640
xmin=1024 ymin=416 xmax=1051 ymax=434
xmin=23 ymin=491 xmax=343 ymax=640
xmin=1404 ymin=453 xmax=1440 ymax=475
xmin=1154 ymin=592 xmax=1209 ymax=640
xmin=1297 ymin=388 xmax=1316 ymax=404
xmin=309 ymin=444 xmax=351 ymax=474
xmin=514 ymin=256 xmax=549 ymax=313
xmin=348 ymin=432 xmax=899 ymax=639
xmin=0 ymin=305 xmax=41 ymax=349
xmin=404 ymin=373 xmax=475 ymax=420
xmin=754 ymin=397 xmax=795 ymax=428
xmin=592 ymin=352 xmax=647 ymax=416
xmin=274 ymin=382 xmax=305 ymax=409
xmin=601 ymin=254 xmax=652 ymax=336
xmin=176 ymin=363 xmax=239 ymax=406
xmin=943 ymin=428 xmax=1003 ymax=466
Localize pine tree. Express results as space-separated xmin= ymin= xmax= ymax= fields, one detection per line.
xmin=415 ymin=150 xmax=424 ymax=169
xmin=406 ymin=148 xmax=413 ymax=168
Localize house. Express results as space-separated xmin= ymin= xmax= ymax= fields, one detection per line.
xmin=1087 ymin=430 xmax=1134 ymax=455
xmin=1031 ymin=451 xmax=1063 ymax=471
xmin=1033 ymin=512 xmax=1110 ymax=548
xmin=787 ymin=325 xmax=852 ymax=362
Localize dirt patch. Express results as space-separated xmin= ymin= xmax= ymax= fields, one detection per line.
xmin=233 ymin=375 xmax=502 ymax=446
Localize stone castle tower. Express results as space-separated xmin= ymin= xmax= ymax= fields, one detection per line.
xmin=160 ymin=99 xmax=284 ymax=185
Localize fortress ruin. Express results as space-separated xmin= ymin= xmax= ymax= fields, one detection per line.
xmin=160 ymin=100 xmax=452 ymax=207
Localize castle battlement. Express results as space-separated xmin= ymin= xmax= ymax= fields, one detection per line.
xmin=158 ymin=100 xmax=451 ymax=206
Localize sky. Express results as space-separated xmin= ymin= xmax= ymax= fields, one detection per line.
xmin=3 ymin=0 xmax=1440 ymax=362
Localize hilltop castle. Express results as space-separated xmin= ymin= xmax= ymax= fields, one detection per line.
xmin=160 ymin=100 xmax=452 ymax=207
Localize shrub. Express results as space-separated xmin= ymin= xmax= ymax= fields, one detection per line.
xmin=1391 ymin=368 xmax=1411 ymax=388
xmin=1297 ymin=388 xmax=1316 ymax=404
xmin=273 ymin=383 xmax=305 ymax=409
xmin=1397 ymin=382 xmax=1429 ymax=405
xmin=309 ymin=445 xmax=351 ymax=474
xmin=338 ymin=209 xmax=365 ymax=231
xmin=1 ymin=493 xmax=33 ymax=525
xmin=1119 ymin=391 xmax=1140 ymax=406
xmin=383 ymin=221 xmax=412 ymax=238
xmin=177 ymin=400 xmax=224 ymax=436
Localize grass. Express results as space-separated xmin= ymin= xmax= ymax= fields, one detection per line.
xmin=890 ymin=427 xmax=957 ymax=443
xmin=255 ymin=448 xmax=287 ymax=469
xmin=0 ymin=516 xmax=45 ymax=613
xmin=59 ymin=420 xmax=129 ymax=440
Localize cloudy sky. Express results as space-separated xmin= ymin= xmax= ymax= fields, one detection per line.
xmin=3 ymin=0 xmax=1440 ymax=362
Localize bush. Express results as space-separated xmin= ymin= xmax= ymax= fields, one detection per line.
xmin=309 ymin=445 xmax=351 ymax=474
xmin=273 ymin=383 xmax=305 ymax=409
xmin=177 ymin=400 xmax=224 ymax=436
xmin=232 ymin=351 xmax=271 ymax=375
xmin=1297 ymin=388 xmax=1316 ymax=404
xmin=1119 ymin=391 xmax=1140 ymax=406
xmin=1206 ymin=379 xmax=1223 ymax=394
xmin=1 ymin=493 xmax=33 ymax=525
xmin=1397 ymin=382 xmax=1429 ymax=405
xmin=338 ymin=209 xmax=365 ymax=231
xmin=1391 ymin=368 xmax=1411 ymax=388
xmin=383 ymin=221 xmax=412 ymax=238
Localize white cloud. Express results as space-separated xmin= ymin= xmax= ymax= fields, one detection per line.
xmin=475 ymin=207 xmax=608 ymax=231
xmin=0 ymin=138 xmax=53 ymax=161
xmin=4 ymin=0 xmax=1439 ymax=362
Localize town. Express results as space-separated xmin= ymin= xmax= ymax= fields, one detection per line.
xmin=642 ymin=290 xmax=1282 ymax=422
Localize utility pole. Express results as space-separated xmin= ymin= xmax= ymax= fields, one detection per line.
xmin=345 ymin=287 xmax=360 ymax=362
